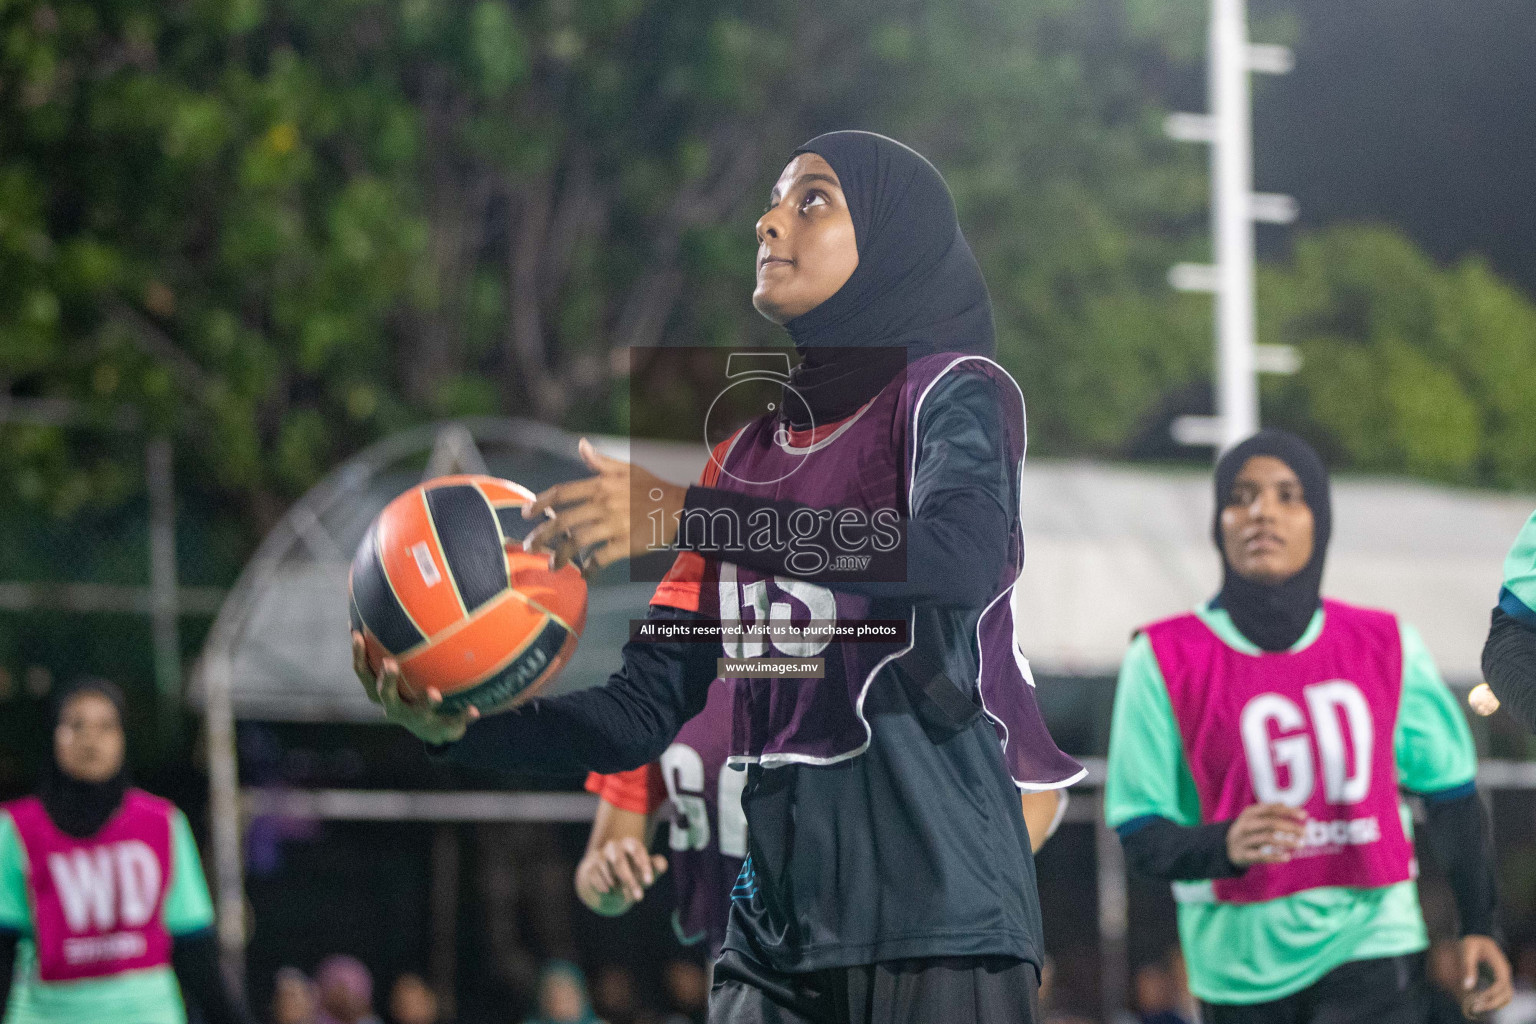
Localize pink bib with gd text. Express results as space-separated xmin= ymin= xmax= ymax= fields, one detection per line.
xmin=1147 ymin=600 xmax=1414 ymax=904
xmin=6 ymin=790 xmax=174 ymax=981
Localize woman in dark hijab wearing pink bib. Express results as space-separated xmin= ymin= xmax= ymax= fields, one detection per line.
xmin=0 ymin=678 xmax=255 ymax=1024
xmin=1105 ymin=430 xmax=1511 ymax=1024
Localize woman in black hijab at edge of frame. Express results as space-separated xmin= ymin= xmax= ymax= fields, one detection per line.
xmin=1105 ymin=429 xmax=1512 ymax=1023
xmin=0 ymin=677 xmax=257 ymax=1024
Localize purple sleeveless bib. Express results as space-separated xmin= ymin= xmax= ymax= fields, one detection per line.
xmin=709 ymin=352 xmax=1083 ymax=788
xmin=6 ymin=790 xmax=175 ymax=981
xmin=1147 ymin=599 xmax=1415 ymax=903
xmin=659 ymin=679 xmax=744 ymax=954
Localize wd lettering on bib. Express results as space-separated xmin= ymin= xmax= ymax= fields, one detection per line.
xmin=1146 ymin=600 xmax=1415 ymax=903
xmin=49 ymin=841 xmax=163 ymax=934
xmin=5 ymin=791 xmax=175 ymax=981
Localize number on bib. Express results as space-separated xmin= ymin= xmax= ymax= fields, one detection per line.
xmin=1239 ymin=680 xmax=1375 ymax=807
xmin=660 ymin=742 xmax=748 ymax=859
xmin=718 ymin=564 xmax=837 ymax=659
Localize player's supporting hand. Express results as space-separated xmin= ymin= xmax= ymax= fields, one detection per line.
xmin=521 ymin=438 xmax=687 ymax=575
xmin=1226 ymin=803 xmax=1307 ymax=867
xmin=1459 ymin=934 xmax=1513 ymax=1018
xmin=351 ymin=631 xmax=479 ymax=744
xmin=574 ymin=836 xmax=669 ymax=916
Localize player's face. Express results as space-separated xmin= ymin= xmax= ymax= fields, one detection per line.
xmin=1220 ymin=455 xmax=1315 ymax=585
xmin=54 ymin=692 xmax=125 ymax=784
xmin=753 ymin=153 xmax=859 ymax=324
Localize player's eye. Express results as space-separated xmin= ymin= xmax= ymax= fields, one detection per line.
xmin=800 ymin=190 xmax=827 ymax=212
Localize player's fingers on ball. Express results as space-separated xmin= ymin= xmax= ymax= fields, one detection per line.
xmin=579 ymin=540 xmax=622 ymax=574
xmin=552 ymin=503 xmax=607 ymax=536
xmin=522 ymin=516 xmax=579 ymax=555
xmin=549 ymin=535 xmax=583 ymax=572
xmin=545 ymin=478 xmax=603 ymax=514
xmin=562 ymin=512 xmax=620 ymax=552
xmin=617 ymin=841 xmax=652 ymax=891
xmin=566 ymin=518 xmax=620 ymax=556
xmin=607 ymin=848 xmax=641 ymax=901
xmin=651 ymin=854 xmax=668 ymax=876
xmin=378 ymin=669 xmax=400 ymax=713
xmin=621 ymin=838 xmax=654 ymax=885
xmin=521 ymin=483 xmax=571 ymax=520
xmin=352 ymin=636 xmax=382 ymax=702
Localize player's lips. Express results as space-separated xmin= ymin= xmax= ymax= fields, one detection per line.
xmin=758 ymin=254 xmax=794 ymax=272
xmin=1243 ymin=531 xmax=1283 ymax=552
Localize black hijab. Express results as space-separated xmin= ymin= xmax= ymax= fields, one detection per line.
xmin=779 ymin=131 xmax=995 ymax=429
xmin=1212 ymin=430 xmax=1333 ymax=652
xmin=39 ymin=677 xmax=131 ymax=838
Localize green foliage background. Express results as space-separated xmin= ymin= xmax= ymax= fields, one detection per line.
xmin=1 ymin=0 xmax=1534 ymax=754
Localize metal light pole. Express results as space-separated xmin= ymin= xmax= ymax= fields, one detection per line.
xmin=1167 ymin=0 xmax=1300 ymax=453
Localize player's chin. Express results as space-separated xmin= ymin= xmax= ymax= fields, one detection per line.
xmin=751 ymin=286 xmax=798 ymax=325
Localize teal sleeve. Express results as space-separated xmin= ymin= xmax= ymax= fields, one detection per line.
xmin=1394 ymin=621 xmax=1478 ymax=795
xmin=0 ymin=813 xmax=30 ymax=933
xmin=1104 ymin=634 xmax=1202 ymax=829
xmin=1501 ymin=511 xmax=1536 ymax=625
xmin=162 ymin=809 xmax=216 ymax=935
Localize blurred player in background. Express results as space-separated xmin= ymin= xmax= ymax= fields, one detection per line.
xmin=1104 ymin=430 xmax=1510 ymax=1023
xmin=575 ymin=679 xmax=743 ymax=957
xmin=1480 ymin=510 xmax=1536 ymax=729
xmin=0 ymin=678 xmax=255 ymax=1024
xmin=357 ymin=131 xmax=1080 ymax=1023
xmin=576 ymin=682 xmax=1068 ymax=956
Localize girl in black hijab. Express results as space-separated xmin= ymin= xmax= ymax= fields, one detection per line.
xmin=1105 ymin=430 xmax=1510 ymax=1022
xmin=776 ymin=130 xmax=997 ymax=429
xmin=361 ymin=131 xmax=1078 ymax=1024
xmin=0 ymin=678 xmax=256 ymax=1024
xmin=1210 ymin=429 xmax=1332 ymax=652
xmin=37 ymin=677 xmax=134 ymax=838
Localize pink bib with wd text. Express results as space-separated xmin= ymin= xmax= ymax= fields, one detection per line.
xmin=1147 ymin=600 xmax=1414 ymax=904
xmin=5 ymin=790 xmax=174 ymax=981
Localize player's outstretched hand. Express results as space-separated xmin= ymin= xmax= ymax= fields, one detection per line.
xmin=521 ymin=438 xmax=687 ymax=576
xmin=1459 ymin=934 xmax=1513 ymax=1018
xmin=574 ymin=836 xmax=668 ymax=917
xmin=351 ymin=631 xmax=478 ymax=744
xmin=1226 ymin=803 xmax=1307 ymax=867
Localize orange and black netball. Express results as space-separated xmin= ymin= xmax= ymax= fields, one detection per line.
xmin=348 ymin=475 xmax=587 ymax=715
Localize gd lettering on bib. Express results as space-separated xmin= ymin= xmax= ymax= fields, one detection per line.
xmin=1146 ymin=600 xmax=1415 ymax=903
xmin=5 ymin=791 xmax=174 ymax=981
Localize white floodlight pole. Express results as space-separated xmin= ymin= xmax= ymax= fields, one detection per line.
xmin=1167 ymin=0 xmax=1298 ymax=453
xmin=1212 ymin=0 xmax=1258 ymax=450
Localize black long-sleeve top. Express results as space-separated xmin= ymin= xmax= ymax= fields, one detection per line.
xmin=1483 ymin=607 xmax=1536 ymax=733
xmin=434 ymin=369 xmax=1013 ymax=780
xmin=435 ymin=369 xmax=1053 ymax=973
xmin=1117 ymin=788 xmax=1498 ymax=938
